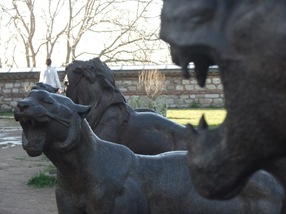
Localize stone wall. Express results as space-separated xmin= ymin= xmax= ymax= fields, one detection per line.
xmin=0 ymin=66 xmax=224 ymax=112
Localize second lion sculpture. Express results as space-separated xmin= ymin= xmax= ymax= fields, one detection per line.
xmin=64 ymin=57 xmax=188 ymax=155
xmin=14 ymin=90 xmax=284 ymax=214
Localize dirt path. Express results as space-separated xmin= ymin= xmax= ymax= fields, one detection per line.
xmin=0 ymin=145 xmax=58 ymax=214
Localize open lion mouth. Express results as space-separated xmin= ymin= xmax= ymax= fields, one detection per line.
xmin=14 ymin=110 xmax=48 ymax=157
xmin=170 ymin=45 xmax=217 ymax=87
xmin=14 ymin=110 xmax=50 ymax=128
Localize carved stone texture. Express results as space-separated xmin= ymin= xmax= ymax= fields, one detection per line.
xmin=160 ymin=0 xmax=286 ymax=211
xmin=64 ymin=57 xmax=189 ymax=155
xmin=32 ymin=82 xmax=59 ymax=93
xmin=14 ymin=90 xmax=284 ymax=213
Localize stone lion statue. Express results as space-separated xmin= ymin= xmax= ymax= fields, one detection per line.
xmin=14 ymin=90 xmax=284 ymax=213
xmin=31 ymin=82 xmax=59 ymax=93
xmin=160 ymin=1 xmax=286 ymax=212
xmin=64 ymin=57 xmax=189 ymax=155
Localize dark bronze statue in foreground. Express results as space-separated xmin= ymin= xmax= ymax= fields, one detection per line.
xmin=64 ymin=57 xmax=189 ymax=155
xmin=14 ymin=90 xmax=284 ymax=213
xmin=160 ymin=0 xmax=286 ymax=211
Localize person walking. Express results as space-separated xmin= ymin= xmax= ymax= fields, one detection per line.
xmin=39 ymin=58 xmax=62 ymax=93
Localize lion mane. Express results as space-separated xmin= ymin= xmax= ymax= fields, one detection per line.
xmin=65 ymin=58 xmax=131 ymax=128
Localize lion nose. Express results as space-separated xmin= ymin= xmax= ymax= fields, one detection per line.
xmin=17 ymin=100 xmax=30 ymax=111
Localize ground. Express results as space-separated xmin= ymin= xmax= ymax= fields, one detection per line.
xmin=0 ymin=145 xmax=57 ymax=214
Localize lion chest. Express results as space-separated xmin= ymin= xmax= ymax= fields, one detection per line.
xmin=70 ymin=186 xmax=115 ymax=213
xmin=67 ymin=176 xmax=133 ymax=213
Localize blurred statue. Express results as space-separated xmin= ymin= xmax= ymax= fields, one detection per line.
xmin=160 ymin=1 xmax=286 ymax=212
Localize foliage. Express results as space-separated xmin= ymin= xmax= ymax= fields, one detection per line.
xmin=28 ymin=159 xmax=57 ymax=188
xmin=0 ymin=112 xmax=13 ymax=117
xmin=130 ymin=95 xmax=167 ymax=116
xmin=138 ymin=69 xmax=165 ymax=99
xmin=131 ymin=69 xmax=167 ymax=115
xmin=189 ymin=101 xmax=200 ymax=108
xmin=28 ymin=171 xmax=57 ymax=188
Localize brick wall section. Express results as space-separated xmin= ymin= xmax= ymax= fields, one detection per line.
xmin=0 ymin=67 xmax=224 ymax=112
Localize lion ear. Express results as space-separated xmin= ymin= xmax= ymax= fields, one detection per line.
xmin=74 ymin=104 xmax=91 ymax=119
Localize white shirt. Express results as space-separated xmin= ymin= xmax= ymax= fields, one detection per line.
xmin=39 ymin=66 xmax=62 ymax=90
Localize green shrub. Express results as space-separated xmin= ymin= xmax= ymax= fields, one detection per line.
xmin=28 ymin=171 xmax=57 ymax=188
xmin=130 ymin=95 xmax=167 ymax=116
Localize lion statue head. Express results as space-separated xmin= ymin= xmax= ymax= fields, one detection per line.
xmin=64 ymin=57 xmax=126 ymax=106
xmin=14 ymin=90 xmax=90 ymax=157
xmin=64 ymin=57 xmax=130 ymax=129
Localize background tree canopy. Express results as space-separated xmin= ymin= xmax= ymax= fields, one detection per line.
xmin=0 ymin=0 xmax=171 ymax=68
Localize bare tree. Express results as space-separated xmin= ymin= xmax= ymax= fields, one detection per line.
xmin=42 ymin=0 xmax=67 ymax=59
xmin=138 ymin=69 xmax=165 ymax=99
xmin=95 ymin=0 xmax=167 ymax=65
xmin=6 ymin=0 xmax=37 ymax=67
xmin=64 ymin=0 xmax=119 ymax=64
xmin=0 ymin=0 xmax=169 ymax=67
xmin=0 ymin=2 xmax=25 ymax=67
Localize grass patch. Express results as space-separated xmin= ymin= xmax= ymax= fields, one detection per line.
xmin=28 ymin=160 xmax=57 ymax=188
xmin=28 ymin=171 xmax=57 ymax=188
xmin=0 ymin=112 xmax=13 ymax=117
xmin=167 ymin=108 xmax=226 ymax=127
